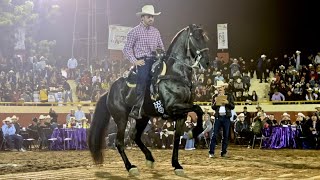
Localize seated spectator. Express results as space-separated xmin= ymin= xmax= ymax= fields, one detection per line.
xmin=1 ymin=117 xmax=26 ymax=152
xmin=160 ymin=121 xmax=174 ymax=149
xmin=233 ymin=78 xmax=244 ymax=101
xmin=286 ymin=90 xmax=295 ymax=101
xmin=11 ymin=115 xmax=21 ymax=135
xmin=27 ymin=118 xmax=39 ymax=140
xmin=268 ymin=114 xmax=278 ymax=126
xmin=280 ymin=113 xmax=291 ymax=125
xmin=214 ymin=71 xmax=224 ymax=85
xmin=248 ymin=113 xmax=263 ymax=148
xmin=249 ymin=90 xmax=258 ymax=102
xmin=271 ymin=89 xmax=285 ymax=101
xmin=305 ymin=88 xmax=318 ymax=101
xmin=234 ymin=113 xmax=250 ymax=140
xmin=197 ymin=114 xmax=213 ymax=148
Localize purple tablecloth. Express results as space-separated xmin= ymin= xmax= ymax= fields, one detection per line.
xmin=265 ymin=126 xmax=300 ymax=149
xmin=50 ymin=128 xmax=88 ymax=150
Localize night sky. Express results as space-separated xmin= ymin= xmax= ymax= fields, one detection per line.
xmin=38 ymin=0 xmax=319 ymax=60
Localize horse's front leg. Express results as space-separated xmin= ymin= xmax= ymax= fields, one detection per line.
xmin=172 ymin=117 xmax=185 ymax=176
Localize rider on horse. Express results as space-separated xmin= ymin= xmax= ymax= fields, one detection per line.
xmin=123 ymin=5 xmax=165 ymax=119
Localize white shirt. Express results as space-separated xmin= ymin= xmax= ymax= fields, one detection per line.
xmin=67 ymin=58 xmax=78 ymax=69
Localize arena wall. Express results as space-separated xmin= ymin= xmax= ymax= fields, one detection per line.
xmin=1 ymin=104 xmax=319 ymax=127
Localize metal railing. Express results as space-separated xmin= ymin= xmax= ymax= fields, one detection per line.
xmin=1 ymin=100 xmax=320 ymax=107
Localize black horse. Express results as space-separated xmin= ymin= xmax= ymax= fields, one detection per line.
xmin=89 ymin=24 xmax=210 ymax=176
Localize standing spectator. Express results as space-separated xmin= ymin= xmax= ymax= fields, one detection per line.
xmin=295 ymin=50 xmax=301 ymax=70
xmin=229 ymin=59 xmax=240 ymax=78
xmin=63 ymin=78 xmax=73 ymax=104
xmin=67 ymin=57 xmax=78 ymax=79
xmin=314 ymin=52 xmax=320 ymax=65
xmin=257 ymin=54 xmax=267 ymax=83
xmin=209 ymin=82 xmax=235 ymax=158
xmin=248 ymin=59 xmax=255 ymax=78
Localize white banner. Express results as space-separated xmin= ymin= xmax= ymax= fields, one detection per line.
xmin=217 ymin=24 xmax=228 ymax=49
xmin=108 ymin=25 xmax=132 ymax=50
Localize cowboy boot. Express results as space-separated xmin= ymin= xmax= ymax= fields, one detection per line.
xmin=129 ymin=93 xmax=144 ymax=119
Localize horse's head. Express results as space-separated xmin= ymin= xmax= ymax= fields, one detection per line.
xmin=186 ymin=24 xmax=210 ymax=69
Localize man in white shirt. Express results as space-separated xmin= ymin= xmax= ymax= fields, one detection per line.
xmin=67 ymin=57 xmax=78 ymax=79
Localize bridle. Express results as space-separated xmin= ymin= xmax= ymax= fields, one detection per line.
xmin=185 ymin=26 xmax=209 ymax=68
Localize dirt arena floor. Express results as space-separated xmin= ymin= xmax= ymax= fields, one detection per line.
xmin=0 ymin=145 xmax=320 ymax=180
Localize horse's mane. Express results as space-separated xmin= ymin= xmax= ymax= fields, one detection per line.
xmin=165 ymin=27 xmax=187 ymax=57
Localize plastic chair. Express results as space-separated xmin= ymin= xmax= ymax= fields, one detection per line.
xmin=63 ymin=129 xmax=76 ymax=150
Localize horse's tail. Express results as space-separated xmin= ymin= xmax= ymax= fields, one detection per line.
xmin=88 ymin=92 xmax=110 ymax=164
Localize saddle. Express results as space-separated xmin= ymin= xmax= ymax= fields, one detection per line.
xmin=125 ymin=59 xmax=168 ymax=118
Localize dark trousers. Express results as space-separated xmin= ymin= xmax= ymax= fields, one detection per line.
xmin=136 ymin=57 xmax=156 ymax=95
xmin=209 ymin=116 xmax=231 ymax=155
xmin=5 ymin=134 xmax=23 ymax=150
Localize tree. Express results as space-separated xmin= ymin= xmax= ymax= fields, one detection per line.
xmin=0 ymin=0 xmax=60 ymax=58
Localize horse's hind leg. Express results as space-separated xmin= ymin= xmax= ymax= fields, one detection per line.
xmin=133 ymin=116 xmax=155 ymax=168
xmin=115 ymin=116 xmax=139 ymax=175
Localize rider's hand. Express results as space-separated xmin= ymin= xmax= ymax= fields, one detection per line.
xmin=134 ymin=59 xmax=145 ymax=66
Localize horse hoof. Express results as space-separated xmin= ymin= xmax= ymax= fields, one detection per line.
xmin=146 ymin=160 xmax=154 ymax=169
xmin=129 ymin=167 xmax=140 ymax=176
xmin=174 ymin=169 xmax=184 ymax=176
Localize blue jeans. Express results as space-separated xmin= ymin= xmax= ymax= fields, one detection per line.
xmin=209 ymin=116 xmax=231 ymax=155
xmin=5 ymin=134 xmax=23 ymax=150
xmin=136 ymin=57 xmax=156 ymax=95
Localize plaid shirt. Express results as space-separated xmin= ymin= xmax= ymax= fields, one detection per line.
xmin=123 ymin=23 xmax=164 ymax=63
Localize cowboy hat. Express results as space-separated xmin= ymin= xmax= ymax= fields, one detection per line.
xmin=39 ymin=115 xmax=45 ymax=120
xmin=11 ymin=115 xmax=17 ymax=119
xmin=214 ymin=81 xmax=228 ymax=88
xmin=296 ymin=50 xmax=301 ymax=54
xmin=3 ymin=117 xmax=12 ymax=123
xmin=261 ymin=54 xmax=266 ymax=58
xmin=282 ymin=113 xmax=290 ymax=117
xmin=296 ymin=113 xmax=305 ymax=118
xmin=238 ymin=113 xmax=245 ymax=117
xmin=89 ymin=107 xmax=94 ymax=111
xmin=307 ymin=88 xmax=313 ymax=92
xmin=136 ymin=5 xmax=161 ymax=16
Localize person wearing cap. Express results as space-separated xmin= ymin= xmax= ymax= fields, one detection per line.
xmin=123 ymin=5 xmax=164 ymax=119
xmin=234 ymin=113 xmax=250 ymax=143
xmin=27 ymin=117 xmax=39 ymax=140
xmin=214 ymin=71 xmax=224 ymax=86
xmin=209 ymin=80 xmax=235 ymax=158
xmin=280 ymin=113 xmax=291 ymax=125
xmin=268 ymin=114 xmax=278 ymax=126
xmin=11 ymin=115 xmax=21 ymax=135
xmin=86 ymin=107 xmax=95 ymax=123
xmin=295 ymin=50 xmax=301 ymax=70
xmin=1 ymin=117 xmax=25 ymax=152
xmin=257 ymin=54 xmax=268 ymax=83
